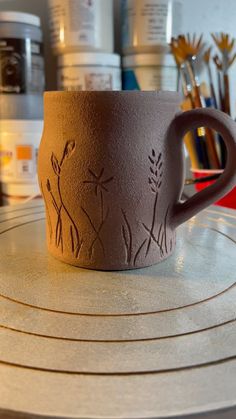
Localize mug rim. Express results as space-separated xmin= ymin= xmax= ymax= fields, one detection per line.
xmin=44 ymin=90 xmax=182 ymax=103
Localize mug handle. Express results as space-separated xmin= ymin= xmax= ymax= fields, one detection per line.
xmin=169 ymin=108 xmax=236 ymax=228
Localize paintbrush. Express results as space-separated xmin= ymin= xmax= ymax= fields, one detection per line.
xmin=176 ymin=34 xmax=205 ymax=108
xmin=170 ymin=38 xmax=195 ymax=107
xmin=213 ymin=55 xmax=224 ymax=111
xmin=203 ymin=47 xmax=218 ymax=108
xmin=212 ymin=37 xmax=236 ymax=168
xmin=212 ymin=33 xmax=236 ymax=116
xmin=176 ymin=34 xmax=220 ymax=168
xmin=170 ymin=38 xmax=200 ymax=169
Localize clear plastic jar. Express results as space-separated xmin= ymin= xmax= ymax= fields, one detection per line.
xmin=122 ymin=0 xmax=182 ymax=54
xmin=122 ymin=53 xmax=178 ymax=91
xmin=57 ymin=52 xmax=121 ymax=91
xmin=0 ymin=11 xmax=45 ymax=119
xmin=49 ymin=0 xmax=114 ymax=55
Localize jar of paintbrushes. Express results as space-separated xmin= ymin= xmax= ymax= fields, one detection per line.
xmin=170 ymin=33 xmax=236 ymax=209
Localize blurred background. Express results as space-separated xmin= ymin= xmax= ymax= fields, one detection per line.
xmin=1 ymin=0 xmax=236 ymax=95
xmin=0 ymin=0 xmax=236 ymax=207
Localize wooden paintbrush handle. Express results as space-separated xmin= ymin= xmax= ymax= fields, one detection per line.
xmin=204 ymin=127 xmax=221 ymax=169
xmin=218 ymin=71 xmax=224 ymax=112
xmin=210 ymin=82 xmax=218 ymax=109
xmin=223 ymin=74 xmax=231 ymax=116
xmin=193 ymin=86 xmax=203 ymax=108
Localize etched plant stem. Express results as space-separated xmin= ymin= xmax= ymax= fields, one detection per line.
xmin=57 ymin=176 xmax=82 ymax=257
xmin=82 ymin=168 xmax=113 ymax=259
xmin=164 ymin=206 xmax=170 ymax=254
xmin=55 ymin=205 xmax=63 ymax=252
xmin=157 ymin=223 xmax=162 ymax=243
xmin=145 ymin=192 xmax=158 ymax=257
xmin=122 ymin=225 xmax=129 ymax=262
xmin=142 ymin=222 xmax=163 ymax=254
xmin=81 ymin=206 xmax=106 ymax=257
xmin=49 ymin=190 xmax=59 ymax=215
xmin=89 ymin=212 xmax=108 ymax=258
xmin=70 ymin=225 xmax=74 ymax=253
xmin=100 ymin=190 xmax=104 ymax=223
xmin=121 ymin=209 xmax=132 ymax=264
xmin=144 ymin=150 xmax=163 ymax=258
xmin=41 ymin=181 xmax=52 ymax=243
xmin=134 ymin=239 xmax=147 ymax=266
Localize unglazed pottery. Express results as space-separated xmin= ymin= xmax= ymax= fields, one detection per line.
xmin=38 ymin=91 xmax=236 ymax=270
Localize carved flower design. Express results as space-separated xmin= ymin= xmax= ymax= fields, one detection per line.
xmin=83 ymin=168 xmax=113 ymax=196
xmin=50 ymin=140 xmax=76 ymax=177
xmin=62 ymin=140 xmax=76 ymax=162
xmin=51 ymin=153 xmax=61 ymax=177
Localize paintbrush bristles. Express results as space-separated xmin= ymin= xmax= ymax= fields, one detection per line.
xmin=211 ymin=33 xmax=235 ymax=54
xmin=177 ymin=34 xmax=204 ymax=58
xmin=212 ymin=33 xmax=236 ymax=72
xmin=212 ymin=32 xmax=236 ymax=117
xmin=170 ymin=37 xmax=186 ymax=63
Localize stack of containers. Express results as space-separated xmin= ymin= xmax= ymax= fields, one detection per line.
xmin=0 ymin=11 xmax=44 ymax=205
xmin=48 ymin=0 xmax=121 ymax=91
xmin=121 ymin=0 xmax=182 ymax=91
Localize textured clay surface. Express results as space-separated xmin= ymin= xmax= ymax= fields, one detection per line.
xmin=38 ymin=91 xmax=236 ymax=270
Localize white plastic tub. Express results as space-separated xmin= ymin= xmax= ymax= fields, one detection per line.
xmin=0 ymin=120 xmax=43 ymax=202
xmin=0 ymin=11 xmax=44 ymax=119
xmin=57 ymin=52 xmax=121 ymax=91
xmin=122 ymin=0 xmax=182 ymax=54
xmin=122 ymin=53 xmax=178 ymax=91
xmin=49 ymin=0 xmax=114 ymax=55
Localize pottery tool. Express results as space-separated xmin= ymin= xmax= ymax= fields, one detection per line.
xmin=203 ymin=47 xmax=218 ymax=108
xmin=213 ymin=55 xmax=224 ymax=111
xmin=180 ymin=97 xmax=199 ymax=169
xmin=212 ymin=46 xmax=236 ymax=168
xmin=170 ymin=37 xmax=207 ymax=169
xmin=176 ymin=33 xmax=205 ymax=108
xmin=170 ymin=39 xmax=195 ymax=108
xmin=200 ymin=82 xmax=221 ymax=166
xmin=170 ymin=35 xmax=207 ymax=168
xmin=171 ymin=35 xmax=221 ymax=169
xmin=200 ymin=82 xmax=216 ymax=108
xmin=212 ymin=33 xmax=236 ymax=116
xmin=185 ymin=173 xmax=220 ymax=185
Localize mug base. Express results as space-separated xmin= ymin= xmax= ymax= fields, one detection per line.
xmin=48 ymin=246 xmax=176 ymax=271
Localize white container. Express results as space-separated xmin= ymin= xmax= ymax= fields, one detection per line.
xmin=48 ymin=0 xmax=114 ymax=55
xmin=57 ymin=52 xmax=121 ymax=91
xmin=122 ymin=54 xmax=178 ymax=91
xmin=122 ymin=0 xmax=182 ymax=54
xmin=0 ymin=120 xmax=43 ymax=201
xmin=0 ymin=11 xmax=44 ymax=119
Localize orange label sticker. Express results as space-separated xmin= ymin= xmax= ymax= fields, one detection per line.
xmin=16 ymin=145 xmax=33 ymax=160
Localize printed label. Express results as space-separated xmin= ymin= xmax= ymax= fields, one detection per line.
xmin=58 ymin=66 xmax=121 ymax=91
xmin=49 ymin=0 xmax=98 ymax=48
xmin=140 ymin=1 xmax=170 ymax=44
xmin=122 ymin=66 xmax=177 ymax=91
xmin=0 ymin=134 xmax=41 ymax=183
xmin=16 ymin=145 xmax=34 ymax=176
xmin=122 ymin=0 xmax=182 ymax=48
xmin=0 ymin=38 xmax=44 ymax=94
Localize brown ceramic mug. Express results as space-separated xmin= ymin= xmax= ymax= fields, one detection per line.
xmin=38 ymin=91 xmax=236 ymax=270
